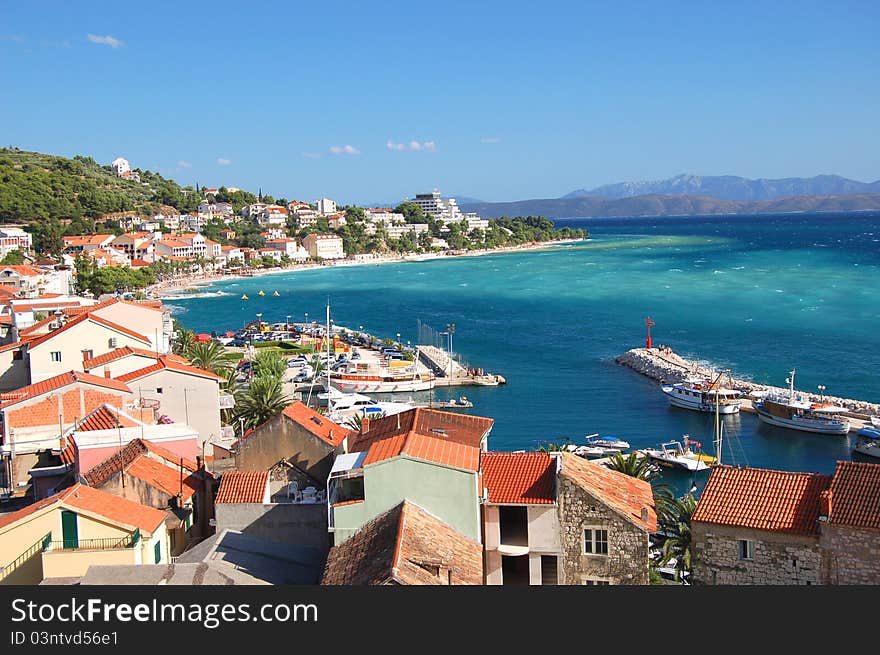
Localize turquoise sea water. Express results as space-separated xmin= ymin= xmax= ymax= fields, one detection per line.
xmin=165 ymin=212 xmax=880 ymax=491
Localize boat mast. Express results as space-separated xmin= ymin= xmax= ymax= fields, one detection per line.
xmin=788 ymin=368 xmax=796 ymax=401
xmin=326 ymin=299 xmax=332 ymax=413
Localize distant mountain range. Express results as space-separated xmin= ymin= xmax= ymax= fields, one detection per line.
xmin=459 ymin=193 xmax=880 ymax=220
xmin=562 ymin=173 xmax=880 ymax=201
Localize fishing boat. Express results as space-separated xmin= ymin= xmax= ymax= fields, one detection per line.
xmin=661 ymin=374 xmax=741 ymax=414
xmin=754 ymin=369 xmax=851 ymax=435
xmin=641 ymin=437 xmax=716 ymax=472
xmin=853 ymin=427 xmax=880 ymax=459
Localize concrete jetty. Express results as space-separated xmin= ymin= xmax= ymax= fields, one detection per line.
xmin=615 ymin=347 xmax=880 ymax=430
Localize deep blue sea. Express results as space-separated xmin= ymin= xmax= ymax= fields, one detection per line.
xmin=164 ymin=212 xmax=880 ymax=493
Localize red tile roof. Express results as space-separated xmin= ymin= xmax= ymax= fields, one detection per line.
xmin=559 ymin=453 xmax=658 ymax=532
xmin=0 ymin=371 xmax=131 ymax=409
xmin=280 ymin=401 xmax=350 ymax=446
xmin=826 ymin=461 xmax=880 ymax=529
xmin=76 ymin=404 xmax=143 ymax=431
xmin=82 ymin=437 xmax=199 ymax=488
xmin=321 ymin=500 xmax=483 ymax=585
xmin=26 ymin=312 xmax=151 ymax=349
xmin=63 ymin=483 xmax=168 ymax=533
xmin=481 ymin=452 xmax=556 ymax=504
xmin=125 ymin=456 xmax=201 ymax=502
xmin=692 ymin=465 xmax=832 ymax=536
xmin=115 ymin=356 xmax=225 ymax=383
xmin=63 ymin=234 xmax=113 ymax=247
xmin=215 ymin=470 xmax=269 ymax=504
xmin=0 ymin=264 xmax=42 ymax=277
xmin=348 ymin=408 xmax=493 ymax=471
xmin=0 ymin=284 xmax=20 ymax=296
xmin=82 ymin=346 xmax=160 ymax=370
xmin=0 ymin=483 xmax=166 ymax=534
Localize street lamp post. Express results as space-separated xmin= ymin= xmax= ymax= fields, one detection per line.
xmin=446 ymin=323 xmax=455 ymax=357
xmin=286 ymin=315 xmax=291 ymax=330
xmin=818 ymin=385 xmax=826 ymax=401
xmin=396 ymin=333 xmax=401 ymax=349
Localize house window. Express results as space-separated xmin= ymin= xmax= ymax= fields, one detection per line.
xmin=581 ymin=578 xmax=611 ymax=586
xmin=50 ymin=351 xmax=62 ymax=362
xmin=583 ymin=528 xmax=609 ymax=555
xmin=82 ymin=349 xmax=93 ymax=360
xmin=739 ymin=539 xmax=755 ymax=560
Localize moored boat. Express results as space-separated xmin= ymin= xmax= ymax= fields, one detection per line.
xmin=754 ymin=369 xmax=851 ymax=435
xmin=333 ymin=368 xmax=435 ymax=393
xmin=661 ymin=376 xmax=741 ymax=414
xmin=853 ymin=427 xmax=880 ymax=459
xmin=641 ymin=437 xmax=716 ymax=472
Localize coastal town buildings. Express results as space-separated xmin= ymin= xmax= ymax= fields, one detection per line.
xmin=691 ymin=462 xmax=880 ymax=585
xmin=481 ymin=452 xmax=656 ymax=585
xmin=0 ymin=228 xmax=33 ymax=259
xmin=302 ymin=233 xmax=345 ymax=260
xmin=327 ymin=408 xmax=494 ymax=545
xmin=411 ymin=189 xmax=489 ymax=231
xmin=316 ymin=198 xmax=337 ymax=216
xmin=110 ymin=157 xmax=130 ymax=177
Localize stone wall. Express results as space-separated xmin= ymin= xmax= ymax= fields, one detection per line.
xmin=215 ymin=502 xmax=329 ymax=552
xmin=820 ymin=524 xmax=880 ymax=584
xmin=616 ymin=347 xmax=880 ymax=416
xmin=691 ymin=522 xmax=821 ymax=585
xmin=556 ymin=477 xmax=650 ymax=585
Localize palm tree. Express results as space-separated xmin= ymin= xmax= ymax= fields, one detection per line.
xmin=341 ymin=411 xmax=386 ymax=432
xmin=658 ymin=493 xmax=696 ymax=582
xmin=253 ymin=350 xmax=286 ymax=380
xmin=185 ymin=340 xmax=229 ymax=374
xmin=536 ymin=437 xmax=572 ymax=453
xmin=173 ymin=328 xmax=196 ymax=356
xmin=604 ymin=451 xmax=661 ymax=482
xmin=232 ymin=374 xmax=291 ymax=435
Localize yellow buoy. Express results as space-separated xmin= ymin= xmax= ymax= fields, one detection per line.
xmin=242 ymin=294 xmax=249 ymax=300
xmin=258 ymin=290 xmax=265 ymax=296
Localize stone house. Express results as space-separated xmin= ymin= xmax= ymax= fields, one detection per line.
xmin=321 ymin=500 xmax=483 ymax=585
xmin=328 ymin=408 xmax=494 ymax=546
xmin=482 ymin=452 xmax=657 ymax=585
xmin=691 ymin=462 xmax=880 ymax=585
xmin=234 ymin=401 xmax=350 ymax=488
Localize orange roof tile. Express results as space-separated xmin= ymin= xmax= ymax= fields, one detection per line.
xmin=125 ymin=456 xmax=201 ymax=502
xmin=76 ymin=404 xmax=143 ymax=431
xmin=0 ymin=371 xmax=131 ymax=409
xmin=115 ymin=356 xmax=225 ymax=383
xmin=0 ymin=264 xmax=42 ymax=277
xmin=63 ymin=483 xmax=168 ymax=533
xmin=826 ymin=461 xmax=880 ymax=529
xmin=692 ymin=465 xmax=831 ymax=536
xmin=215 ymin=470 xmax=269 ymax=504
xmin=321 ymin=500 xmax=483 ymax=585
xmin=559 ymin=453 xmax=657 ymax=532
xmin=0 ymin=284 xmax=20 ymax=296
xmin=26 ymin=312 xmax=151 ymax=349
xmin=82 ymin=346 xmax=159 ymax=369
xmin=348 ymin=408 xmax=493 ymax=471
xmin=0 ymin=483 xmax=166 ymax=534
xmin=280 ymin=401 xmax=350 ymax=447
xmin=481 ymin=452 xmax=556 ymax=504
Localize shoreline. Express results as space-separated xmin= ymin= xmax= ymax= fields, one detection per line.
xmin=151 ymin=238 xmax=585 ymax=298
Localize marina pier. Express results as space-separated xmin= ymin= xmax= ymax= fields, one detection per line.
xmin=616 ymin=347 xmax=879 ymax=432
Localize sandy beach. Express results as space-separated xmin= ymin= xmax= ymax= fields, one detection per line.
xmin=149 ymin=238 xmax=585 ymax=299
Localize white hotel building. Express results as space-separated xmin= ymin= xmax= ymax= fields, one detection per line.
xmin=411 ymin=190 xmax=489 ymax=231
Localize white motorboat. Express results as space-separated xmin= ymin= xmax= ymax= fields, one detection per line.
xmin=754 ymin=369 xmax=851 ymax=435
xmin=641 ymin=437 xmax=716 ymax=472
xmin=661 ymin=376 xmax=741 ymax=414
xmin=870 ymin=416 xmax=880 ymax=429
xmin=853 ymin=427 xmax=880 ymax=459
xmin=584 ymin=434 xmax=630 ymax=451
xmin=326 ymin=389 xmax=416 ymax=420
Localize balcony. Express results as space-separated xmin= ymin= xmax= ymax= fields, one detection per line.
xmin=218 ymin=393 xmax=235 ymax=409
xmin=45 ymin=529 xmax=140 ymax=552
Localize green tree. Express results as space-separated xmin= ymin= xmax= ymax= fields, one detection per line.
xmin=604 ymin=452 xmax=661 ymax=481
xmin=657 ymin=493 xmax=696 ymax=582
xmin=185 ymin=341 xmax=229 ymax=374
xmin=0 ymin=249 xmax=24 ymax=265
xmin=253 ymin=350 xmax=286 ymax=380
xmin=394 ymin=201 xmax=424 ymax=223
xmin=233 ymin=375 xmax=292 ymax=435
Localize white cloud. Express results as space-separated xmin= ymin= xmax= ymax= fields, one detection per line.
xmin=480 ymin=137 xmax=501 ymax=144
xmin=387 ymin=140 xmax=436 ymax=152
xmin=329 ymin=145 xmax=360 ymax=155
xmin=302 ymin=152 xmax=321 ymax=159
xmin=87 ymin=33 xmax=124 ymax=48
xmin=177 ymin=160 xmax=192 ymax=169
xmin=217 ymin=158 xmax=232 ymax=165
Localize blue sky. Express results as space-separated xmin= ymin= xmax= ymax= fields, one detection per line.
xmin=2 ymin=1 xmax=878 ymax=204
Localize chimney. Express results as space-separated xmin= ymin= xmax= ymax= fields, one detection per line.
xmin=819 ymin=490 xmax=832 ymax=519
xmin=361 ymin=418 xmax=370 ymax=434
xmin=641 ymin=507 xmax=649 ymax=523
xmin=104 ymin=369 xmax=111 ymax=378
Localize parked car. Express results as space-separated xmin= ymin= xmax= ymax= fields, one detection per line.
xmin=292 ymin=368 xmax=314 ymax=383
xmin=227 ymin=339 xmax=247 ymax=347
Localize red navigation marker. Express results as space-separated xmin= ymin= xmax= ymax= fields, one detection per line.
xmin=645 ymin=316 xmax=655 ymax=350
